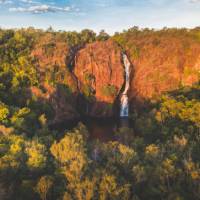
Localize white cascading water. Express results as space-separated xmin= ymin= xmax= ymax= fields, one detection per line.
xmin=120 ymin=54 xmax=131 ymax=117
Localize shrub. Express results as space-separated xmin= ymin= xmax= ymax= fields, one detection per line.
xmin=101 ymin=85 xmax=117 ymax=97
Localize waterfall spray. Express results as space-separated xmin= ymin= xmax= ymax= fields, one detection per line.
xmin=120 ymin=54 xmax=131 ymax=117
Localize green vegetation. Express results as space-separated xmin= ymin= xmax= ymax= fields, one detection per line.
xmin=84 ymin=72 xmax=95 ymax=83
xmin=101 ymin=84 xmax=117 ymax=97
xmin=0 ymin=27 xmax=200 ymax=200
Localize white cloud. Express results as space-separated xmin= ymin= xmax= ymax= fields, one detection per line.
xmin=0 ymin=0 xmax=12 ymax=4
xmin=19 ymin=0 xmax=39 ymax=4
xmin=20 ymin=0 xmax=33 ymax=2
xmin=9 ymin=4 xmax=72 ymax=14
xmin=189 ymin=0 xmax=200 ymax=3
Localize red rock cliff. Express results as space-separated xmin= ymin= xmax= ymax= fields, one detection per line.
xmin=30 ymin=31 xmax=200 ymax=120
xmin=31 ymin=33 xmax=79 ymax=123
xmin=74 ymin=40 xmax=125 ymax=117
xmin=119 ymin=33 xmax=200 ymax=109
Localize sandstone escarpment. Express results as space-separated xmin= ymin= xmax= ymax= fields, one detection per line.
xmin=30 ymin=30 xmax=200 ymax=120
xmin=74 ymin=40 xmax=125 ymax=117
xmin=118 ymin=32 xmax=200 ymax=108
xmin=30 ymin=33 xmax=79 ymax=123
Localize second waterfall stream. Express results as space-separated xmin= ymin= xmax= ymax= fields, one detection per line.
xmin=120 ymin=54 xmax=131 ymax=117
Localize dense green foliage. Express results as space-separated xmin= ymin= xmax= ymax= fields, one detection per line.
xmin=1 ymin=27 xmax=200 ymax=200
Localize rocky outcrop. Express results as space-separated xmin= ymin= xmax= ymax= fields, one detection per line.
xmin=74 ymin=40 xmax=125 ymax=117
xmin=31 ymin=38 xmax=126 ymax=121
xmin=122 ymin=34 xmax=200 ymax=109
xmin=30 ymin=32 xmax=200 ymax=121
xmin=30 ymin=33 xmax=79 ymax=123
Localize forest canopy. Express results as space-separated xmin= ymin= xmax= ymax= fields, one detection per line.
xmin=0 ymin=27 xmax=200 ymax=200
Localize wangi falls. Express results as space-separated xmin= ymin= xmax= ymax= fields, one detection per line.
xmin=1 ymin=27 xmax=200 ymax=200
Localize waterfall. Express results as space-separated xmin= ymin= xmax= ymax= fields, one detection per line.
xmin=120 ymin=54 xmax=131 ymax=117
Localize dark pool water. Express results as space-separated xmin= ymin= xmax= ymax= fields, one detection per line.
xmin=83 ymin=117 xmax=130 ymax=142
xmin=50 ymin=117 xmax=130 ymax=142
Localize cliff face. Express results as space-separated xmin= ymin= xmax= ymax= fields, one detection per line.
xmin=30 ymin=30 xmax=200 ymax=122
xmin=116 ymin=32 xmax=200 ymax=109
xmin=30 ymin=35 xmax=126 ymax=121
xmin=31 ymin=33 xmax=79 ymax=123
xmin=131 ymin=42 xmax=200 ymax=99
xmin=74 ymin=40 xmax=125 ymax=117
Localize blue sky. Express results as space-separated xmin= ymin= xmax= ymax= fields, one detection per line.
xmin=0 ymin=0 xmax=200 ymax=34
